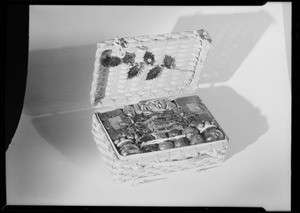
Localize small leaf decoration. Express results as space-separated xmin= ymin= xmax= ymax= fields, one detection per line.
xmin=100 ymin=49 xmax=121 ymax=67
xmin=100 ymin=50 xmax=113 ymax=67
xmin=143 ymin=51 xmax=155 ymax=65
xmin=109 ymin=56 xmax=122 ymax=67
xmin=100 ymin=56 xmax=111 ymax=67
xmin=163 ymin=55 xmax=176 ymax=69
xmin=146 ymin=66 xmax=162 ymax=80
xmin=122 ymin=52 xmax=136 ymax=65
xmin=127 ymin=63 xmax=144 ymax=79
xmin=119 ymin=38 xmax=128 ymax=48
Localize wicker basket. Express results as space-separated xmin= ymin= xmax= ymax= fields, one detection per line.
xmin=90 ymin=29 xmax=229 ymax=183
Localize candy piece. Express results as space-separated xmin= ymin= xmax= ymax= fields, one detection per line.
xmin=190 ymin=120 xmax=198 ymax=127
xmin=196 ymin=113 xmax=213 ymax=122
xmin=158 ymin=141 xmax=174 ymax=150
xmin=134 ymin=122 xmax=151 ymax=134
xmin=165 ymin=100 xmax=180 ymax=113
xmin=140 ymin=127 xmax=152 ymax=134
xmin=119 ymin=143 xmax=140 ymax=156
xmin=119 ymin=136 xmax=126 ymax=141
xmin=124 ymin=116 xmax=134 ymax=125
xmin=148 ymin=118 xmax=177 ymax=130
xmin=141 ymin=144 xmax=158 ymax=153
xmin=116 ymin=138 xmax=134 ymax=147
xmin=98 ymin=109 xmax=123 ymax=121
xmin=182 ymin=126 xmax=198 ymax=135
xmin=202 ymin=126 xmax=225 ymax=142
xmin=147 ymin=99 xmax=168 ymax=112
xmin=189 ymin=134 xmax=205 ymax=145
xmin=163 ymin=111 xmax=175 ymax=121
xmin=126 ymin=133 xmax=135 ymax=140
xmin=160 ymin=124 xmax=183 ymax=132
xmin=133 ymin=103 xmax=152 ymax=115
xmin=165 ymin=110 xmax=183 ymax=123
xmin=204 ymin=121 xmax=211 ymax=126
xmin=120 ymin=149 xmax=130 ymax=156
xmin=182 ymin=114 xmax=202 ymax=127
xmin=152 ymin=117 xmax=167 ymax=125
xmin=105 ymin=114 xmax=132 ymax=131
xmin=152 ymin=132 xmax=168 ymax=139
xmin=113 ymin=138 xmax=120 ymax=145
xmin=167 ymin=129 xmax=182 ymax=137
xmin=134 ymin=99 xmax=169 ymax=114
xmin=122 ymin=131 xmax=129 ymax=138
xmin=204 ymin=133 xmax=216 ymax=142
xmin=105 ymin=129 xmax=122 ymax=141
xmin=139 ymin=134 xmax=156 ymax=143
xmin=123 ymin=105 xmax=136 ymax=117
xmin=186 ymin=133 xmax=193 ymax=140
xmin=142 ymin=115 xmax=158 ymax=124
xmin=196 ymin=122 xmax=205 ymax=131
xmin=209 ymin=129 xmax=224 ymax=140
xmin=174 ymin=137 xmax=190 ymax=148
xmin=175 ymin=96 xmax=204 ymax=114
xmin=99 ymin=110 xmax=130 ymax=140
xmin=133 ymin=114 xmax=145 ymax=122
xmin=135 ymin=122 xmax=146 ymax=129
xmin=127 ymin=126 xmax=136 ymax=134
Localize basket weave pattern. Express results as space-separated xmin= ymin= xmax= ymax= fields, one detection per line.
xmin=90 ymin=30 xmax=229 ymax=183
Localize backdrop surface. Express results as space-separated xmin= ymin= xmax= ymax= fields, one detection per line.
xmin=7 ymin=3 xmax=291 ymax=210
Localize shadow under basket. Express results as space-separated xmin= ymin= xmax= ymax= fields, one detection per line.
xmin=90 ymin=29 xmax=229 ymax=183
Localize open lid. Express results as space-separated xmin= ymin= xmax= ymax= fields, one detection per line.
xmin=90 ymin=29 xmax=211 ymax=109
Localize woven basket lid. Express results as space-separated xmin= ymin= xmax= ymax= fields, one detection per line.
xmin=90 ymin=29 xmax=211 ymax=109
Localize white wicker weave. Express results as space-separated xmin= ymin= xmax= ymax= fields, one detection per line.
xmin=90 ymin=29 xmax=229 ymax=183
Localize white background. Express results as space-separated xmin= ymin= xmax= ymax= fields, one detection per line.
xmin=7 ymin=3 xmax=291 ymax=210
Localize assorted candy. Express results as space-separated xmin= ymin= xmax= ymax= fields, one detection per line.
xmin=120 ymin=143 xmax=141 ymax=156
xmin=173 ymin=137 xmax=190 ymax=148
xmin=158 ymin=140 xmax=174 ymax=150
xmin=98 ymin=95 xmax=225 ymax=156
xmin=141 ymin=144 xmax=158 ymax=153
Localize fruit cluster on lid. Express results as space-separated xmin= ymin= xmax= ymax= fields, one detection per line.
xmin=100 ymin=38 xmax=177 ymax=81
